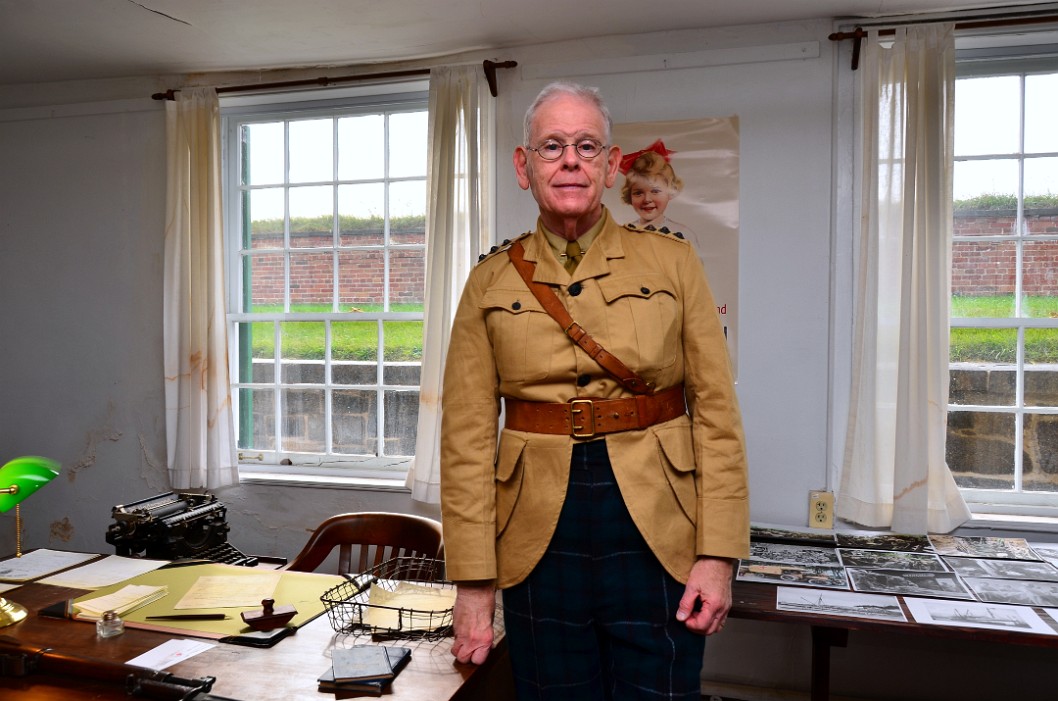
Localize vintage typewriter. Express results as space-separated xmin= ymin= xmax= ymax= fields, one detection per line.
xmin=105 ymin=492 xmax=259 ymax=567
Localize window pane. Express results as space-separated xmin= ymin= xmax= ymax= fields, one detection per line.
xmin=246 ymin=188 xmax=284 ymax=248
xmin=954 ymin=76 xmax=1020 ymax=157
xmin=1021 ymin=241 xmax=1058 ymax=318
xmin=289 ymin=251 xmax=333 ymax=308
xmin=949 ymin=366 xmax=1014 ymax=406
xmin=289 ymin=185 xmax=333 ymax=247
xmin=389 ymin=111 xmax=428 ymax=178
xmin=1026 ymin=330 xmax=1058 ymax=405
xmin=333 ymin=320 xmax=379 ymax=363
xmin=282 ymin=389 xmax=325 ymax=452
xmin=947 ymin=410 xmax=1015 ymax=489
xmin=950 ymin=326 xmax=1016 ymax=364
xmin=241 ymin=122 xmax=284 ymax=186
xmin=338 ymin=183 xmax=385 ymax=246
xmin=334 ymin=361 xmax=377 ymax=385
xmin=1025 ymin=157 xmax=1058 ymax=237
xmin=333 ymin=390 xmax=377 ymax=454
xmin=383 ymin=320 xmax=423 ymax=363
xmin=390 ymin=180 xmax=426 ymax=245
xmin=236 ymin=321 xmax=275 ymax=382
xmin=289 ymin=118 xmax=333 ymax=183
xmin=1024 ymin=413 xmax=1058 ymax=493
xmin=1025 ymin=73 xmax=1058 ymax=154
xmin=953 ymin=159 xmax=1019 ymax=209
xmin=338 ymin=114 xmax=384 ymax=181
xmin=384 ymin=389 xmax=419 ymax=456
xmin=238 ymin=388 xmax=275 ymax=450
xmin=281 ymin=322 xmax=325 ymax=385
xmin=951 ymin=241 xmax=1016 ymax=316
xmin=338 ymin=250 xmax=384 ymax=306
xmin=247 ymin=252 xmax=284 ymax=310
xmin=389 ymin=249 xmax=425 ymax=308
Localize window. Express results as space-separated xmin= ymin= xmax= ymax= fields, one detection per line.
xmin=223 ymin=87 xmax=428 ymax=478
xmin=948 ymin=47 xmax=1058 ymax=512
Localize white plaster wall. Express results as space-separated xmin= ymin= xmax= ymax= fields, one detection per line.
xmin=494 ymin=20 xmax=837 ymax=525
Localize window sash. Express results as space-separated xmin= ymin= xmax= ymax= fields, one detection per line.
xmin=222 ymin=89 xmax=428 ymax=472
xmin=949 ymin=52 xmax=1058 ymax=511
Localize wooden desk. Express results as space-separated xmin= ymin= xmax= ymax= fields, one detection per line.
xmin=730 ymin=580 xmax=1058 ymax=701
xmin=0 ymin=582 xmax=514 ymax=700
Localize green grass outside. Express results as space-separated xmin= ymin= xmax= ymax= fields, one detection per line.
xmin=951 ymin=296 xmax=1058 ymax=364
xmin=246 ymin=304 xmax=423 ymax=361
xmin=244 ymin=298 xmax=1058 ymax=365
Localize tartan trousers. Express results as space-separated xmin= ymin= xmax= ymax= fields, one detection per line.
xmin=501 ymin=439 xmax=706 ymax=701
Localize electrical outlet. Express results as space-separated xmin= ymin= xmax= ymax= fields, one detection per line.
xmin=808 ymin=490 xmax=834 ymax=530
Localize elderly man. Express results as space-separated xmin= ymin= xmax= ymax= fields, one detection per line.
xmin=440 ymin=81 xmax=749 ymax=701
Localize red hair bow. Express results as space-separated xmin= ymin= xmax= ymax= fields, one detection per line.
xmin=619 ymin=139 xmax=676 ymax=174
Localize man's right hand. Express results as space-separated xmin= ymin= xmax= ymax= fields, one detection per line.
xmin=451 ymin=581 xmax=497 ymax=665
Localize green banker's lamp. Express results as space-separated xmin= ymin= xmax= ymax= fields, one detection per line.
xmin=0 ymin=456 xmax=60 ymax=627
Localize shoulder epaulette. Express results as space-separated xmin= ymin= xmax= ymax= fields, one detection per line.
xmin=623 ymin=222 xmax=689 ymax=242
xmin=477 ymin=231 xmax=532 ymax=263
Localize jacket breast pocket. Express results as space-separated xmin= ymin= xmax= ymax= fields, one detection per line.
xmin=599 ymin=273 xmax=680 ymax=372
xmin=481 ymin=288 xmax=556 ymax=383
xmin=495 ymin=433 xmax=527 ymax=536
xmin=654 ymin=424 xmax=697 ymax=525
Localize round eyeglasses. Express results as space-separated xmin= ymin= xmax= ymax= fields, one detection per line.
xmin=527 ymin=138 xmax=607 ymax=161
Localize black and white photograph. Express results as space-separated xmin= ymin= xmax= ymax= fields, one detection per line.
xmin=1030 ymin=542 xmax=1058 ymax=568
xmin=836 ymin=532 xmax=935 ymax=554
xmin=776 ymin=587 xmax=907 ymax=622
xmin=847 ymin=569 xmax=974 ymax=600
xmin=904 ymin=598 xmax=1058 ymax=635
xmin=750 ymin=542 xmax=842 ymax=566
xmin=839 ymin=548 xmax=947 ymax=572
xmin=929 ymin=535 xmax=1038 ymax=560
xmin=944 ymin=556 xmax=1058 ymax=581
xmin=750 ymin=523 xmax=837 ymax=547
xmin=961 ymin=577 xmax=1058 ymax=607
xmin=736 ymin=559 xmax=849 ymax=590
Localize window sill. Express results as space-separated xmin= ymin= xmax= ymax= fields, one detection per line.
xmin=238 ymin=463 xmax=411 ymax=492
xmin=959 ymin=511 xmax=1058 ymax=537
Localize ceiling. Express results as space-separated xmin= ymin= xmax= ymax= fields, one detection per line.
xmin=0 ymin=0 xmax=1046 ymax=86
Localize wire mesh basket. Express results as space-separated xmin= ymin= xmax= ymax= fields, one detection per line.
xmin=321 ymin=557 xmax=454 ymax=640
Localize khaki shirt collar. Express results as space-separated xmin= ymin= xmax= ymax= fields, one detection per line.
xmin=526 ymin=207 xmax=625 ymax=283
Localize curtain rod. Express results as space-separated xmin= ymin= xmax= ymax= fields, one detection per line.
xmin=151 ymin=59 xmax=517 ymax=101
xmin=829 ymin=12 xmax=1058 ymax=69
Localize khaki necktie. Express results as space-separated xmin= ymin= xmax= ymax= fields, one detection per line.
xmin=564 ymin=239 xmax=584 ymax=274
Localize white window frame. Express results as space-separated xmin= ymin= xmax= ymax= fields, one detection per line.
xmin=220 ymin=82 xmax=429 ymax=483
xmin=949 ymin=34 xmax=1058 ymax=517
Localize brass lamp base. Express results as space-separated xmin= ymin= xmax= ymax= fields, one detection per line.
xmin=0 ymin=597 xmax=28 ymax=627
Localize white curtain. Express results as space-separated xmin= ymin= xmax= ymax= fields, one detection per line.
xmin=837 ymin=25 xmax=970 ymax=534
xmin=163 ymin=87 xmax=239 ymax=490
xmin=406 ymin=66 xmax=493 ymax=502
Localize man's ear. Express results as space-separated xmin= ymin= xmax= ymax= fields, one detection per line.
xmin=604 ymin=145 xmax=622 ymax=188
xmin=513 ymin=146 xmax=531 ymax=191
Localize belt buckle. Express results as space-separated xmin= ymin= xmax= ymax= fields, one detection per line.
xmin=569 ymin=398 xmax=596 ymax=439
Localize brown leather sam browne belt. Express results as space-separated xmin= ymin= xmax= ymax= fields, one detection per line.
xmin=504 ymin=384 xmax=687 ymax=439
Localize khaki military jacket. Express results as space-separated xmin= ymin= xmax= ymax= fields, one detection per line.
xmin=440 ymin=208 xmax=749 ymax=589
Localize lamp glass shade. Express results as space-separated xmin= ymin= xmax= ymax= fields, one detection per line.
xmin=0 ymin=456 xmax=60 ymax=513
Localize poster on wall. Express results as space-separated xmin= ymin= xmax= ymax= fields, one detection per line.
xmin=602 ymin=118 xmax=740 ymax=378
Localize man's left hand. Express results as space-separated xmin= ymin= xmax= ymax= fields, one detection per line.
xmin=675 ymin=556 xmax=734 ymax=635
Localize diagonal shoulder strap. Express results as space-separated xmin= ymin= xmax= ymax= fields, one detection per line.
xmin=507 ymin=240 xmax=654 ymax=396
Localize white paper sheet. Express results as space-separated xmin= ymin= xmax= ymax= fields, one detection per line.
xmin=126 ymin=639 xmax=216 ymax=670
xmin=39 ymin=555 xmax=168 ymax=588
xmin=905 ymin=597 xmax=1057 ymax=635
xmin=0 ymin=549 xmax=99 ymax=582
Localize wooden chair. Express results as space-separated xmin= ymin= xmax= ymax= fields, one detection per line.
xmin=285 ymin=512 xmax=444 ymax=578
